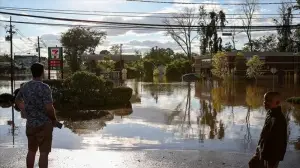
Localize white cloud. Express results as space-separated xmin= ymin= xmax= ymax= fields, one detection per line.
xmin=0 ymin=0 xmax=291 ymax=56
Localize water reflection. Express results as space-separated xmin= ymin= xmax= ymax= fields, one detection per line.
xmin=1 ymin=79 xmax=300 ymax=152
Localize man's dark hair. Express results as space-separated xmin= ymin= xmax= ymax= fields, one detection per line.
xmin=30 ymin=63 xmax=44 ymax=78
xmin=265 ymin=91 xmax=281 ymax=102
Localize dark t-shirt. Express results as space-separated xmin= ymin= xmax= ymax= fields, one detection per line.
xmin=15 ymin=80 xmax=53 ymax=127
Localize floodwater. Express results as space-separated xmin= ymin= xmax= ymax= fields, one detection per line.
xmin=1 ymin=79 xmax=300 ymax=153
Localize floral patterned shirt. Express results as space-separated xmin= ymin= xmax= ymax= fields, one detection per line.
xmin=15 ymin=80 xmax=53 ymax=127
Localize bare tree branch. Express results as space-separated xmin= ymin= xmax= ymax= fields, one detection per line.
xmin=163 ymin=7 xmax=199 ymax=61
xmin=241 ymin=0 xmax=260 ymax=52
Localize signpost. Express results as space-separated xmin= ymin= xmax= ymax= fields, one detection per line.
xmin=48 ymin=47 xmax=63 ymax=79
xmin=271 ymin=67 xmax=277 ymax=91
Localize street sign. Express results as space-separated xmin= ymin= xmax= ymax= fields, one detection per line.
xmin=270 ymin=67 xmax=277 ymax=74
xmin=48 ymin=47 xmax=63 ymax=79
xmin=48 ymin=47 xmax=62 ymax=60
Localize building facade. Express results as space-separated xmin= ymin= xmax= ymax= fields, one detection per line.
xmin=194 ymin=52 xmax=300 ymax=82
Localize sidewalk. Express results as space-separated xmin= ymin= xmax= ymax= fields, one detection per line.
xmin=1 ymin=147 xmax=300 ymax=168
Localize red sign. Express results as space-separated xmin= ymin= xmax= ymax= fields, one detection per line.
xmin=51 ymin=48 xmax=60 ymax=59
xmin=50 ymin=60 xmax=61 ymax=67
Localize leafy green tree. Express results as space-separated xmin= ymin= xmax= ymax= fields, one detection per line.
xmin=61 ymin=27 xmax=106 ymax=72
xmin=274 ymin=2 xmax=293 ymax=52
xmin=110 ymin=44 xmax=120 ymax=55
xmin=165 ymin=59 xmax=192 ymax=80
xmin=100 ymin=50 xmax=110 ymax=55
xmin=144 ymin=47 xmax=174 ymax=65
xmin=243 ymin=34 xmax=278 ymax=52
xmin=173 ymin=53 xmax=187 ymax=60
xmin=198 ymin=6 xmax=227 ymax=55
xmin=211 ymin=52 xmax=230 ymax=79
xmin=246 ymin=55 xmax=264 ymax=83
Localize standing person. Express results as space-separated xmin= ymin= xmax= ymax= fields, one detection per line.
xmin=249 ymin=92 xmax=287 ymax=168
xmin=15 ymin=63 xmax=57 ymax=168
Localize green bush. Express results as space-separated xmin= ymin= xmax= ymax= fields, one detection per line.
xmin=143 ymin=60 xmax=154 ymax=78
xmin=43 ymin=79 xmax=64 ymax=90
xmin=166 ymin=60 xmax=192 ymax=80
xmin=106 ymin=87 xmax=133 ymax=105
xmin=127 ymin=67 xmax=141 ymax=79
xmin=287 ymin=97 xmax=300 ymax=104
xmin=64 ymin=71 xmax=105 ymax=93
xmin=30 ymin=71 xmax=133 ymax=109
xmin=59 ymin=71 xmax=106 ymax=106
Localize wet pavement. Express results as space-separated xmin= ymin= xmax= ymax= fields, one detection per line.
xmin=1 ymin=147 xmax=300 ymax=168
xmin=1 ymin=79 xmax=300 ymax=167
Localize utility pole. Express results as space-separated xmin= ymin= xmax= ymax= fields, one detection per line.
xmin=120 ymin=44 xmax=123 ymax=69
xmin=37 ymin=36 xmax=41 ymax=62
xmin=5 ymin=16 xmax=16 ymax=137
xmin=5 ymin=16 xmax=15 ymax=95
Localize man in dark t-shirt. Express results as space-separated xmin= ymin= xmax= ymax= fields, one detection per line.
xmin=15 ymin=63 xmax=57 ymax=168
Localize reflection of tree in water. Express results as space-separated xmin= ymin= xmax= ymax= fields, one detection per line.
xmin=290 ymin=105 xmax=300 ymax=126
xmin=211 ymin=81 xmax=235 ymax=113
xmin=246 ymin=85 xmax=264 ymax=110
xmin=165 ymin=82 xmax=226 ymax=142
xmin=243 ymin=106 xmax=252 ymax=151
xmin=59 ymin=110 xmax=114 ymax=135
xmin=143 ymin=83 xmax=190 ymax=102
xmin=243 ymin=85 xmax=264 ymax=151
xmin=199 ymin=100 xmax=225 ymax=140
xmin=288 ymin=105 xmax=300 ymax=151
xmin=164 ymin=83 xmax=193 ymax=138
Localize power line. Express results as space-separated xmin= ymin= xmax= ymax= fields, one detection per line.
xmin=12 ymin=43 xmax=34 ymax=53
xmin=0 ymin=6 xmax=297 ymax=16
xmin=0 ymin=8 xmax=298 ymax=20
xmin=15 ymin=29 xmax=36 ymax=44
xmin=126 ymin=0 xmax=296 ymax=5
xmin=0 ymin=19 xmax=296 ymax=31
xmin=0 ymin=11 xmax=299 ymax=29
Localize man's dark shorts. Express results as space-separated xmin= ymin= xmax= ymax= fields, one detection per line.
xmin=26 ymin=122 xmax=53 ymax=153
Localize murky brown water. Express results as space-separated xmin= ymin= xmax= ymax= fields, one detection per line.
xmin=1 ymin=79 xmax=300 ymax=153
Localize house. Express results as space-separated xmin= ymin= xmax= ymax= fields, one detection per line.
xmin=194 ymin=52 xmax=300 ymax=81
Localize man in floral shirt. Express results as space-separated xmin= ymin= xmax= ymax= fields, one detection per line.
xmin=15 ymin=63 xmax=57 ymax=168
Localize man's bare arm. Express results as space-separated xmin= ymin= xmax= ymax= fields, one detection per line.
xmin=15 ymin=88 xmax=26 ymax=118
xmin=43 ymin=86 xmax=57 ymax=122
xmin=45 ymin=103 xmax=57 ymax=121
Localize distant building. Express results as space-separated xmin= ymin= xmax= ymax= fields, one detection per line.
xmin=14 ymin=55 xmax=48 ymax=69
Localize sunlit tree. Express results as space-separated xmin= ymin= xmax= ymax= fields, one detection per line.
xmin=211 ymin=52 xmax=230 ymax=79
xmin=246 ymin=55 xmax=264 ymax=83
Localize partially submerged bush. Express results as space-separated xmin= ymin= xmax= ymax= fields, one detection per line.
xmin=64 ymin=71 xmax=105 ymax=93
xmin=287 ymin=97 xmax=300 ymax=104
xmin=107 ymin=87 xmax=133 ymax=105
xmin=41 ymin=71 xmax=133 ymax=109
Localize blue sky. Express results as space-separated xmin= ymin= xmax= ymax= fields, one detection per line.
xmin=0 ymin=0 xmax=295 ymax=56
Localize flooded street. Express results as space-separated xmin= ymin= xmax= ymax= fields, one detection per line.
xmin=1 ymin=79 xmax=300 ymax=154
